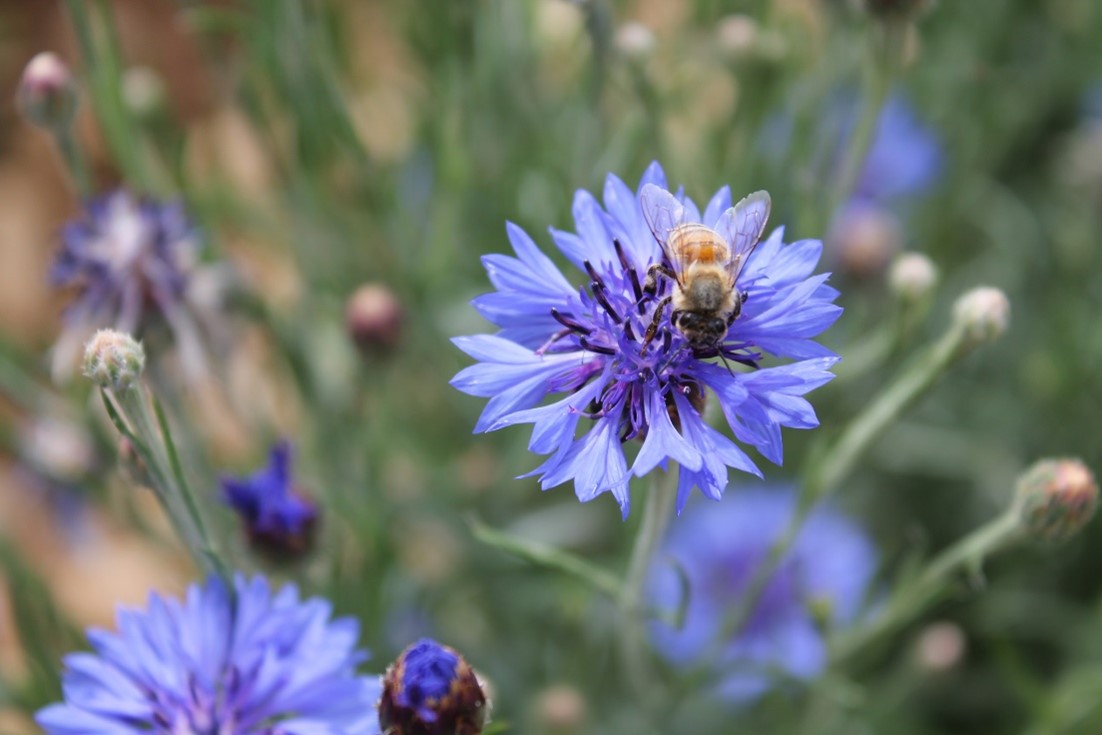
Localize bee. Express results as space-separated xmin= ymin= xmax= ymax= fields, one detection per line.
xmin=639 ymin=184 xmax=771 ymax=352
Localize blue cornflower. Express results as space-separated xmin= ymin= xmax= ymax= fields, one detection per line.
xmin=648 ymin=487 xmax=877 ymax=701
xmin=379 ymin=638 xmax=488 ymax=735
xmin=36 ymin=574 xmax=382 ymax=735
xmin=854 ymin=94 xmax=943 ymax=205
xmin=829 ymin=94 xmax=943 ymax=276
xmin=50 ymin=189 xmax=220 ymax=382
xmin=452 ymin=162 xmax=841 ymax=517
xmin=221 ymin=441 xmax=318 ymax=558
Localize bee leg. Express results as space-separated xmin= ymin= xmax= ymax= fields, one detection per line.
xmin=643 ymin=263 xmax=677 ymax=297
xmin=535 ymin=327 xmax=573 ymax=356
xmin=642 ymin=296 xmax=672 ymax=349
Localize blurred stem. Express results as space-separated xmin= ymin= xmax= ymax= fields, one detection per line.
xmin=628 ymin=63 xmax=665 ymax=161
xmin=830 ymin=510 xmax=1022 ymax=664
xmin=104 ymin=386 xmax=226 ymax=579
xmin=719 ymin=319 xmax=971 ymax=647
xmin=55 ymin=125 xmax=92 ymax=197
xmin=63 ymin=0 xmax=155 ymax=192
xmin=469 ymin=517 xmax=622 ymax=599
xmin=618 ymin=468 xmax=678 ymax=703
xmin=577 ymin=0 xmax=613 ymax=100
xmin=825 ymin=20 xmax=906 ymax=224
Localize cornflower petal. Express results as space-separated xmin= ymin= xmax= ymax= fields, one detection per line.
xmin=453 ymin=163 xmax=842 ymax=516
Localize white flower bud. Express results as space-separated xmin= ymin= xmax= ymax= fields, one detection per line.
xmin=82 ymin=329 xmax=145 ymax=391
xmin=615 ymin=22 xmax=655 ymax=61
xmin=17 ymin=52 xmax=77 ymax=129
xmin=952 ymin=286 xmax=1010 ymax=346
xmin=121 ymin=66 xmax=166 ymax=119
xmin=888 ymin=252 xmax=938 ymax=301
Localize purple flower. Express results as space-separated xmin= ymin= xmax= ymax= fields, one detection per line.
xmin=36 ymin=574 xmax=382 ymax=735
xmin=854 ymin=94 xmax=943 ymax=204
xmin=648 ymin=487 xmax=877 ymax=701
xmin=379 ymin=638 xmax=488 ymax=735
xmin=220 ymin=442 xmax=318 ymax=558
xmin=50 ymin=190 xmax=223 ymax=382
xmin=451 ymin=162 xmax=841 ymax=517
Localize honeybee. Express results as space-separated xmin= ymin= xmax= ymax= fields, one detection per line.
xmin=639 ymin=184 xmax=771 ymax=352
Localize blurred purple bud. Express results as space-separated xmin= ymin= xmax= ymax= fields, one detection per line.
xmin=17 ymin=52 xmax=77 ymax=129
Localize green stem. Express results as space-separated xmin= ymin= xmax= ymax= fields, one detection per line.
xmin=110 ymin=387 xmax=225 ymax=578
xmin=825 ymin=20 xmax=905 ymax=223
xmin=63 ymin=0 xmax=154 ymax=191
xmin=618 ymin=468 xmax=678 ymax=700
xmin=718 ymin=321 xmax=970 ymax=647
xmin=830 ymin=511 xmax=1022 ymax=664
xmin=55 ymin=125 xmax=92 ymax=197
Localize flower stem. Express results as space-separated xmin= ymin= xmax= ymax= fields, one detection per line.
xmin=107 ymin=386 xmax=227 ymax=579
xmin=718 ymin=321 xmax=970 ymax=646
xmin=830 ymin=510 xmax=1022 ymax=664
xmin=825 ymin=19 xmax=906 ymax=222
xmin=618 ymin=468 xmax=678 ymax=701
xmin=55 ymin=125 xmax=92 ymax=197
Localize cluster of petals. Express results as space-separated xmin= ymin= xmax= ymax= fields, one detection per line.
xmin=36 ymin=575 xmax=381 ymax=735
xmin=452 ymin=162 xmax=842 ymax=517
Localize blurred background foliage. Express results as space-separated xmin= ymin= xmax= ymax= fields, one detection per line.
xmin=0 ymin=1 xmax=1101 ymax=733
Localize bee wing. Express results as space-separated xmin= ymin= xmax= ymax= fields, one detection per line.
xmin=714 ymin=190 xmax=771 ymax=283
xmin=640 ymin=184 xmax=687 ymax=274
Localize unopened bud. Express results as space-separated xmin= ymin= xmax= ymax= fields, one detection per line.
xmin=717 ymin=15 xmax=759 ymax=60
xmin=914 ymin=621 xmax=966 ymax=672
xmin=17 ymin=52 xmax=77 ymax=129
xmin=380 ymin=638 xmax=489 ymax=735
xmin=889 ymin=252 xmax=938 ymax=301
xmin=829 ymin=203 xmax=903 ymax=278
xmin=345 ymin=283 xmax=404 ymax=354
xmin=1015 ymin=458 xmax=1098 ymax=542
xmin=535 ymin=684 xmax=587 ymax=730
xmin=121 ymin=66 xmax=166 ymax=120
xmin=82 ymin=329 xmax=145 ymax=391
xmin=952 ymin=286 xmax=1010 ymax=347
xmin=615 ymin=21 xmax=655 ymax=61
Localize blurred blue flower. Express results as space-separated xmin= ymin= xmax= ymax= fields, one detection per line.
xmin=36 ymin=574 xmax=382 ymax=735
xmin=220 ymin=441 xmax=318 ymax=558
xmin=452 ymin=162 xmax=841 ymax=517
xmin=50 ymin=190 xmax=217 ymax=382
xmin=853 ymin=94 xmax=943 ymax=204
xmin=829 ymin=94 xmax=943 ymax=276
xmin=379 ymin=638 xmax=488 ymax=735
xmin=648 ymin=487 xmax=876 ymax=701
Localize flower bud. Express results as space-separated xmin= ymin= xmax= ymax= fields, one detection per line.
xmin=716 ymin=15 xmax=759 ymax=59
xmin=615 ymin=21 xmax=655 ymax=61
xmin=828 ymin=203 xmax=903 ymax=279
xmin=82 ymin=329 xmax=145 ymax=391
xmin=17 ymin=52 xmax=78 ymax=129
xmin=121 ymin=65 xmax=166 ymax=120
xmin=345 ymin=283 xmax=404 ymax=354
xmin=1014 ymin=458 xmax=1098 ymax=542
xmin=380 ymin=638 xmax=489 ymax=735
xmin=952 ymin=286 xmax=1010 ymax=348
xmin=534 ymin=684 xmax=586 ymax=730
xmin=888 ymin=252 xmax=938 ymax=301
xmin=220 ymin=442 xmax=319 ymax=561
xmin=914 ymin=621 xmax=966 ymax=672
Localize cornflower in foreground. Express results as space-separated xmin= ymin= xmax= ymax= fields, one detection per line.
xmin=36 ymin=575 xmax=382 ymax=735
xmin=380 ymin=638 xmax=488 ymax=735
xmin=452 ymin=162 xmax=841 ymax=516
xmin=50 ymin=189 xmax=220 ymax=382
xmin=220 ymin=441 xmax=319 ymax=559
xmin=648 ymin=487 xmax=876 ymax=700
